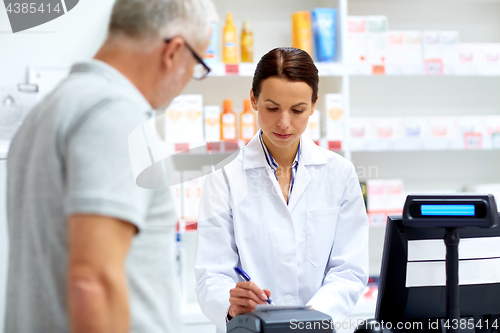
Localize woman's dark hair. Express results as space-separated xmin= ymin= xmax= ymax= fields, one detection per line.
xmin=252 ymin=47 xmax=319 ymax=103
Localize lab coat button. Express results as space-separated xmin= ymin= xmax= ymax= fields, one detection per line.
xmin=284 ymin=255 xmax=293 ymax=264
xmin=284 ymin=295 xmax=293 ymax=303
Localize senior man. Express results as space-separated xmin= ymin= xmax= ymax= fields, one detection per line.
xmin=4 ymin=0 xmax=216 ymax=332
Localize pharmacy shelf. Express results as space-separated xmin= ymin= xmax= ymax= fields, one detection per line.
xmin=206 ymin=62 xmax=500 ymax=77
xmin=207 ymin=62 xmax=345 ymax=77
xmin=348 ymin=64 xmax=500 ymax=77
xmin=349 ymin=145 xmax=500 ymax=152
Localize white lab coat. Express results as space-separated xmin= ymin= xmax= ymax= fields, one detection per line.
xmin=194 ymin=133 xmax=369 ymax=333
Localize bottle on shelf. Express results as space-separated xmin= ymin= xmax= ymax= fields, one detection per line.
xmin=223 ymin=12 xmax=238 ymax=64
xmin=240 ymin=99 xmax=256 ymax=141
xmin=241 ymin=19 xmax=254 ymax=63
xmin=220 ymin=99 xmax=237 ymax=141
xmin=291 ymin=11 xmax=313 ymax=56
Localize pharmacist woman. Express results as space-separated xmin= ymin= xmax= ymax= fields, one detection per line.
xmin=194 ymin=47 xmax=368 ymax=332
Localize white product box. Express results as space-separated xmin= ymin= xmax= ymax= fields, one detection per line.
xmin=385 ymin=179 xmax=405 ymax=213
xmin=203 ymin=105 xmax=221 ymax=142
xmin=372 ymin=117 xmax=403 ymax=151
xmin=165 ymin=95 xmax=204 ymax=143
xmin=477 ymin=43 xmax=500 ymax=76
xmin=393 ymin=117 xmax=426 ymax=150
xmin=169 ymin=171 xmax=183 ymax=221
xmin=456 ymin=43 xmax=478 ymax=75
xmin=440 ymin=31 xmax=459 ymax=74
xmin=324 ymin=94 xmax=345 ymax=141
xmin=423 ymin=117 xmax=460 ymax=150
xmin=346 ymin=16 xmax=368 ymax=65
xmin=387 ymin=31 xmax=424 ymax=75
xmin=165 ymin=95 xmax=185 ymax=143
xmin=349 ymin=117 xmax=372 ymax=151
xmin=182 ymin=171 xmax=203 ymax=224
xmin=367 ymin=179 xmax=405 ymax=225
xmin=387 ymin=31 xmax=405 ymax=65
xmin=483 ymin=116 xmax=500 ymax=149
xmin=305 ymin=110 xmax=321 ymax=141
xmin=366 ymin=16 xmax=388 ymax=65
xmin=459 ymin=116 xmax=485 ymax=150
xmin=423 ymin=31 xmax=443 ymax=75
xmin=183 ymin=94 xmax=204 ymax=142
xmin=423 ymin=31 xmax=441 ymax=60
xmin=405 ymin=31 xmax=424 ymax=65
xmin=366 ymin=179 xmax=386 ymax=226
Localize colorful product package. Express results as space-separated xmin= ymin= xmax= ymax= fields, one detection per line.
xmin=312 ymin=8 xmax=337 ymax=62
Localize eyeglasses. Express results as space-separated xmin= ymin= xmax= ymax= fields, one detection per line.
xmin=164 ymin=36 xmax=211 ymax=80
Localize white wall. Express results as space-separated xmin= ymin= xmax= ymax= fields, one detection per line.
xmin=0 ymin=0 xmax=114 ymax=85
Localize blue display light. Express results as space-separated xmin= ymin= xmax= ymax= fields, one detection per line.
xmin=421 ymin=205 xmax=475 ymax=216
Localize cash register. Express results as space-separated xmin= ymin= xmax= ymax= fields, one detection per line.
xmin=227 ymin=306 xmax=333 ymax=333
xmin=356 ymin=194 xmax=500 ymax=333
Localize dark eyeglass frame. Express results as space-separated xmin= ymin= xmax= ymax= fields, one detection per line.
xmin=164 ymin=36 xmax=211 ymax=80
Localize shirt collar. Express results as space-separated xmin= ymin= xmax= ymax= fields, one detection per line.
xmin=70 ymin=60 xmax=152 ymax=112
xmin=243 ymin=131 xmax=326 ymax=170
xmin=258 ymin=129 xmax=301 ymax=171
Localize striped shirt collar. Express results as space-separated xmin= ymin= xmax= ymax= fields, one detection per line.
xmin=258 ymin=129 xmax=301 ymax=204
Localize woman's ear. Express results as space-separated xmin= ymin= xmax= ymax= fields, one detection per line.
xmin=310 ymin=94 xmax=319 ymax=115
xmin=250 ymin=90 xmax=258 ymax=111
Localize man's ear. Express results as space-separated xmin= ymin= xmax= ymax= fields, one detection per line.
xmin=161 ymin=37 xmax=185 ymax=73
xmin=250 ymin=90 xmax=258 ymax=111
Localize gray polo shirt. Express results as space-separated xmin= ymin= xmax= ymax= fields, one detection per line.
xmin=5 ymin=60 xmax=180 ymax=333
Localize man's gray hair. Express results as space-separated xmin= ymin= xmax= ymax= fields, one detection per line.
xmin=109 ymin=0 xmax=217 ymax=45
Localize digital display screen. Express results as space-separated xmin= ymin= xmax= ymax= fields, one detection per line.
xmin=421 ymin=205 xmax=475 ymax=216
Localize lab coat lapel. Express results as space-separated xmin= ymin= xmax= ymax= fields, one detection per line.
xmin=287 ymin=136 xmax=328 ymax=212
xmin=244 ymin=132 xmax=289 ymax=208
xmin=287 ymin=162 xmax=311 ymax=213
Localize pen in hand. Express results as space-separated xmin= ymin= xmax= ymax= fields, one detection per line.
xmin=234 ymin=266 xmax=275 ymax=305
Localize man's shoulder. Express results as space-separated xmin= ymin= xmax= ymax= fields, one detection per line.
xmin=34 ymin=71 xmax=147 ymax=131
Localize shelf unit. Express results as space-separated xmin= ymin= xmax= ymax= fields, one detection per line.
xmin=183 ymin=0 xmax=500 ymax=186
xmin=176 ymin=3 xmax=500 ymax=321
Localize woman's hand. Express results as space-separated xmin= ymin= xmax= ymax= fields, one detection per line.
xmin=228 ymin=281 xmax=272 ymax=318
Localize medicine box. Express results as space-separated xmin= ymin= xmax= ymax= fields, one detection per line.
xmin=305 ymin=110 xmax=321 ymax=141
xmin=183 ymin=94 xmax=204 ymax=142
xmin=165 ymin=96 xmax=185 ymax=143
xmin=366 ymin=16 xmax=388 ymax=65
xmin=346 ymin=16 xmax=368 ymax=64
xmin=203 ymin=105 xmax=221 ymax=142
xmin=324 ymin=94 xmax=345 ymax=141
xmin=182 ymin=171 xmax=203 ymax=226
